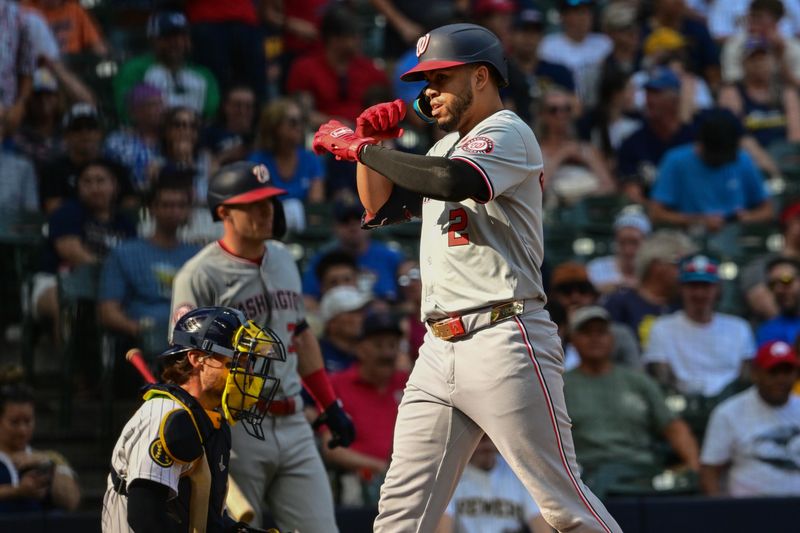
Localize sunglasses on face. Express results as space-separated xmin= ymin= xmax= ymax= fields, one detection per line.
xmin=546 ymin=104 xmax=572 ymax=115
xmin=555 ymin=281 xmax=595 ymax=295
xmin=768 ymin=274 xmax=797 ymax=290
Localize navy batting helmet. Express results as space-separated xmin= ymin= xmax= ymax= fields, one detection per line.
xmin=207 ymin=161 xmax=288 ymax=237
xmin=163 ymin=306 xmax=287 ymax=439
xmin=400 ymin=23 xmax=509 ymax=87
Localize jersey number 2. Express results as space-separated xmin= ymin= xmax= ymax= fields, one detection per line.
xmin=448 ymin=208 xmax=469 ymax=247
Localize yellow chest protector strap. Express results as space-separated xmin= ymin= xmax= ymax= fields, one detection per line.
xmin=144 ymin=389 xmax=222 ymax=465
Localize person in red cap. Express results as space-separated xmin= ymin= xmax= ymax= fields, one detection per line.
xmin=700 ymin=340 xmax=800 ymax=497
xmin=740 ymin=200 xmax=800 ymax=321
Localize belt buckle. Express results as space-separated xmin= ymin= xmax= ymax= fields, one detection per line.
xmin=490 ymin=300 xmax=524 ymax=323
xmin=432 ymin=317 xmax=466 ymax=340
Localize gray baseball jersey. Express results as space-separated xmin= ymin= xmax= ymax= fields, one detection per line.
xmin=373 ymin=109 xmax=622 ymax=533
xmin=102 ymin=397 xmax=193 ymax=532
xmin=169 ymin=240 xmax=337 ymax=532
xmin=170 ymin=240 xmax=304 ymax=398
xmin=421 ymin=110 xmax=545 ymax=320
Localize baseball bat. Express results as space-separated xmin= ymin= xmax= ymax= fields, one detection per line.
xmin=125 ymin=348 xmax=157 ymax=384
xmin=125 ymin=347 xmax=257 ymax=524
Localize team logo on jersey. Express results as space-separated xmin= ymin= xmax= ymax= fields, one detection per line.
xmin=173 ymin=303 xmax=195 ymax=324
xmin=252 ymin=164 xmax=270 ymax=184
xmin=416 ymin=33 xmax=430 ymax=57
xmin=149 ymin=438 xmax=174 ymax=467
xmin=460 ymin=136 xmax=494 ymax=154
xmin=330 ymin=126 xmax=354 ymax=138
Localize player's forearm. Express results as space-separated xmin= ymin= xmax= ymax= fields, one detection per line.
xmin=294 ymin=327 xmax=325 ymax=377
xmin=357 ymin=162 xmax=394 ymax=215
xmin=359 ymin=145 xmax=488 ymax=202
xmin=663 ymin=419 xmax=700 ymax=471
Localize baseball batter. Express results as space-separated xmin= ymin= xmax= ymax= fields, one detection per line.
xmin=170 ymin=162 xmax=355 ymax=532
xmin=102 ymin=306 xmax=284 ymax=533
xmin=313 ymin=23 xmax=622 ymax=533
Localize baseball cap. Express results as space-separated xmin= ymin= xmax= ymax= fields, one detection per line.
xmin=333 ymin=200 xmax=364 ymax=223
xmin=513 ymin=8 xmax=544 ymax=28
xmin=147 ymin=11 xmax=189 ymax=38
xmin=613 ymin=205 xmax=652 ymax=235
xmin=644 ymin=67 xmax=681 ymax=92
xmin=62 ymin=102 xmax=100 ymax=130
xmin=754 ymin=340 xmax=800 ymax=370
xmin=569 ymin=305 xmax=610 ymax=333
xmin=643 ymin=27 xmax=686 ymax=56
xmin=127 ymin=83 xmax=162 ymax=110
xmin=679 ymin=254 xmax=720 ymax=284
xmin=33 ymin=68 xmax=58 ymax=93
xmin=474 ymin=0 xmax=516 ymax=16
xmin=214 ymin=163 xmax=287 ymax=206
xmin=360 ymin=311 xmax=403 ymax=340
xmin=551 ymin=261 xmax=591 ymax=286
xmin=319 ymin=286 xmax=371 ymax=324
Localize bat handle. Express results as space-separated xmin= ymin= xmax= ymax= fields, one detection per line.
xmin=126 ymin=348 xmax=157 ymax=384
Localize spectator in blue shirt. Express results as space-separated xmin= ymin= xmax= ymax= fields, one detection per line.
xmin=249 ymin=97 xmax=324 ymax=233
xmin=302 ymin=200 xmax=405 ymax=303
xmin=98 ymin=173 xmax=199 ymax=357
xmin=32 ymin=159 xmax=137 ymax=341
xmin=616 ymin=68 xmax=696 ymax=202
xmin=649 ymin=108 xmax=773 ymax=234
xmin=756 ymin=257 xmax=800 ymax=346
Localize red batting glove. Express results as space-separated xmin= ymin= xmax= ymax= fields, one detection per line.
xmin=312 ymin=121 xmax=376 ymax=163
xmin=355 ymin=99 xmax=406 ymax=140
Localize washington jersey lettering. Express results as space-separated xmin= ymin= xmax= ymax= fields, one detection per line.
xmin=170 ymin=240 xmax=304 ymax=398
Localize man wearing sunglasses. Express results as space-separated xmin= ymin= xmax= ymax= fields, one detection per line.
xmin=102 ymin=306 xmax=285 ymax=532
xmin=756 ymin=257 xmax=800 ymax=345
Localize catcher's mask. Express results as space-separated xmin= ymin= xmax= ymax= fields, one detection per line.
xmin=163 ymin=306 xmax=286 ymax=439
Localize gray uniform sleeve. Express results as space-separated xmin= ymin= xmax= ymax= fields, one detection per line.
xmin=448 ymin=119 xmax=543 ymax=201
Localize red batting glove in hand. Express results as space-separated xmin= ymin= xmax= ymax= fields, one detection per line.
xmin=355 ymin=98 xmax=407 ymax=140
xmin=312 ymin=121 xmax=376 ymax=163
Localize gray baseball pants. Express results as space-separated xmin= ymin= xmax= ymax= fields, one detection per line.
xmin=374 ymin=308 xmax=622 ymax=533
xmin=229 ymin=410 xmax=338 ymax=532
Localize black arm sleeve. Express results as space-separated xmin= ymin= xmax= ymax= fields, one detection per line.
xmin=127 ymin=479 xmax=171 ymax=533
xmin=360 ymin=145 xmax=490 ymax=203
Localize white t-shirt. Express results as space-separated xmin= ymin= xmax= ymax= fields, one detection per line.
xmin=701 ymin=387 xmax=800 ymax=496
xmin=708 ymin=0 xmax=800 ymax=40
xmin=643 ymin=311 xmax=755 ymax=396
xmin=537 ymin=33 xmax=612 ymax=105
xmin=444 ymin=456 xmax=541 ymax=533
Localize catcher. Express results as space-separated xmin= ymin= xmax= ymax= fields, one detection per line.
xmin=101 ymin=306 xmax=286 ymax=533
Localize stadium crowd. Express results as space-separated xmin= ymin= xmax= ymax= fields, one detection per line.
xmin=0 ymin=0 xmax=799 ymax=527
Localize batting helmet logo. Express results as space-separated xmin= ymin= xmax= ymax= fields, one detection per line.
xmin=252 ymin=164 xmax=270 ymax=184
xmin=460 ymin=136 xmax=495 ymax=154
xmin=416 ymin=33 xmax=430 ymax=57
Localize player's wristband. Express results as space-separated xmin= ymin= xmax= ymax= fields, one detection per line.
xmin=302 ymin=368 xmax=337 ymax=410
